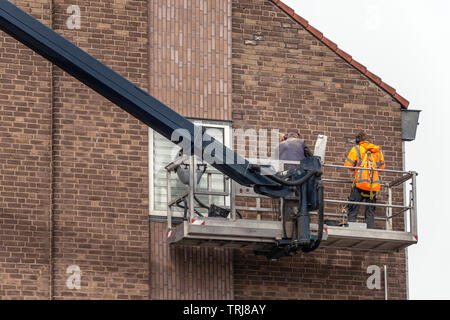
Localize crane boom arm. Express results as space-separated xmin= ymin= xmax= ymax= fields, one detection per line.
xmin=0 ymin=0 xmax=282 ymax=188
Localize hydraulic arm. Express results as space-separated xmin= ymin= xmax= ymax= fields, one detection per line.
xmin=0 ymin=0 xmax=284 ymax=190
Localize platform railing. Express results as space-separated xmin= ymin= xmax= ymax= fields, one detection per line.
xmin=165 ymin=156 xmax=418 ymax=239
xmin=165 ymin=155 xmax=235 ymax=228
xmin=321 ymin=163 xmax=417 ymax=234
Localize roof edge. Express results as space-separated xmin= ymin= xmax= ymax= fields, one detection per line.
xmin=270 ymin=0 xmax=410 ymax=108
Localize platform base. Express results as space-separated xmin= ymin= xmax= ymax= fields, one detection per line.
xmin=167 ymin=217 xmax=417 ymax=253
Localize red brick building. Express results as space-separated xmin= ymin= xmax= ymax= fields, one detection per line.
xmin=0 ymin=0 xmax=412 ymax=299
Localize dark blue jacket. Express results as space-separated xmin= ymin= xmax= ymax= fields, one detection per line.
xmin=276 ymin=138 xmax=311 ymax=161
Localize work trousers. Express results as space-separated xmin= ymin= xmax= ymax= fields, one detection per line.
xmin=347 ymin=187 xmax=376 ymax=229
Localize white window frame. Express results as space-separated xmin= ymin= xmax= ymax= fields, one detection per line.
xmin=149 ymin=119 xmax=232 ymax=216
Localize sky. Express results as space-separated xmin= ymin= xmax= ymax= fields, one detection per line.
xmin=282 ymin=0 xmax=449 ymax=300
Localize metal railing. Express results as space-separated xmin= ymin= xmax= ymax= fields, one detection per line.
xmin=165 ymin=155 xmax=236 ymax=230
xmin=165 ymin=156 xmax=418 ymax=237
xmin=321 ymin=163 xmax=417 ymax=234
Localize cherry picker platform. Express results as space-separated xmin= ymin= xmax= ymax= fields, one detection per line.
xmin=165 ymin=156 xmax=418 ymax=254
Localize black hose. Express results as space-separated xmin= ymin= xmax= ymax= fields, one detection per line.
xmin=183 ymin=198 xmax=188 ymax=220
xmin=194 ymin=194 xmax=209 ymax=209
xmin=195 ymin=209 xmax=204 ymax=217
xmin=266 ymin=170 xmax=320 ymax=187
xmin=296 ymin=185 xmax=302 ymax=242
xmin=302 ymin=182 xmax=324 ymax=253
xmin=292 ymin=216 xmax=298 ymax=241
xmin=282 ymin=199 xmax=287 ymax=238
xmin=176 ymin=199 xmax=204 ymax=218
xmin=193 ymin=193 xmax=242 ymax=219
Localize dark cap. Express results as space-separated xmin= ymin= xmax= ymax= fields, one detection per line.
xmin=286 ymin=132 xmax=300 ymax=139
xmin=356 ymin=132 xmax=367 ymax=144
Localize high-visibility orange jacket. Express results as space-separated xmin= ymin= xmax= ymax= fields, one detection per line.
xmin=344 ymin=141 xmax=385 ymax=192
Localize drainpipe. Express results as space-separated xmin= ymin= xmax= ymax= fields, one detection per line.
xmin=403 ymin=140 xmax=409 ymax=300
xmin=384 ymin=265 xmax=388 ymax=300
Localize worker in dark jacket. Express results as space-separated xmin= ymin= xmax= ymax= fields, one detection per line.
xmin=275 ymin=132 xmax=312 ymax=161
xmin=271 ymin=131 xmax=314 ymax=253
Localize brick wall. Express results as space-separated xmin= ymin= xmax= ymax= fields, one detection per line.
xmin=49 ymin=0 xmax=150 ymax=299
xmin=150 ymin=222 xmax=234 ymax=299
xmin=231 ymin=0 xmax=407 ymax=299
xmin=0 ymin=0 xmax=52 ymax=300
xmin=1 ymin=0 xmax=150 ymax=299
xmin=0 ymin=0 xmax=409 ymax=300
xmin=148 ymin=0 xmax=234 ymax=299
xmin=149 ymin=0 xmax=232 ymax=120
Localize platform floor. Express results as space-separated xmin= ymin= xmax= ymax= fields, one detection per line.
xmin=167 ymin=217 xmax=417 ymax=253
xmin=322 ymin=225 xmax=417 ymax=252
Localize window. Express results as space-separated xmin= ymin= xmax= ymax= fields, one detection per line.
xmin=149 ymin=119 xmax=232 ymax=216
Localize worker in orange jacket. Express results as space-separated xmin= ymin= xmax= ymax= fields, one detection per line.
xmin=344 ymin=132 xmax=385 ymax=229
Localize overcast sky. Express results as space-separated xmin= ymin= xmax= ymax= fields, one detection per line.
xmin=282 ymin=0 xmax=449 ymax=300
